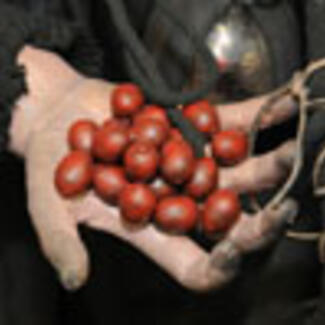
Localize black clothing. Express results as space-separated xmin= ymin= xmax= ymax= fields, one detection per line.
xmin=0 ymin=1 xmax=325 ymax=324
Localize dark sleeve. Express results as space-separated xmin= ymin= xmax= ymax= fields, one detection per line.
xmin=0 ymin=1 xmax=104 ymax=152
xmin=89 ymin=0 xmax=154 ymax=81
xmin=125 ymin=0 xmax=154 ymax=34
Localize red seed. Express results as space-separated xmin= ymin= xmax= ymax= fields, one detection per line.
xmin=155 ymin=196 xmax=198 ymax=233
xmin=119 ymin=184 xmax=157 ymax=223
xmin=92 ymin=123 xmax=129 ymax=162
xmin=111 ymin=83 xmax=144 ymax=117
xmin=162 ymin=138 xmax=191 ymax=156
xmin=161 ymin=140 xmax=195 ymax=185
xmin=169 ymin=128 xmax=184 ymax=142
xmin=130 ymin=118 xmax=169 ymax=147
xmin=103 ymin=118 xmax=130 ymax=129
xmin=150 ymin=178 xmax=176 ymax=199
xmin=202 ymin=189 xmax=241 ymax=233
xmin=68 ymin=120 xmax=97 ymax=152
xmin=128 ymin=126 xmax=138 ymax=143
xmin=124 ymin=142 xmax=159 ymax=181
xmin=93 ymin=165 xmax=128 ymax=204
xmin=212 ymin=130 xmax=248 ymax=166
xmin=183 ymin=100 xmax=220 ymax=135
xmin=186 ymin=157 xmax=219 ymax=199
xmin=55 ymin=151 xmax=92 ymax=197
xmin=134 ymin=105 xmax=170 ymax=129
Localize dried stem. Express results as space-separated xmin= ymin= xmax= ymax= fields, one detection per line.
xmin=249 ymin=58 xmax=325 ymax=211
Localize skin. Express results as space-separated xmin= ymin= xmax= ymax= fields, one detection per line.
xmin=8 ymin=45 xmax=298 ymax=292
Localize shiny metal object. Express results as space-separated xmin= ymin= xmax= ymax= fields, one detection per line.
xmin=204 ymin=4 xmax=273 ymax=102
xmin=144 ymin=3 xmax=273 ymax=103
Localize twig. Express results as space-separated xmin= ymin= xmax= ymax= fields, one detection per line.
xmin=249 ymin=58 xmax=325 ymax=211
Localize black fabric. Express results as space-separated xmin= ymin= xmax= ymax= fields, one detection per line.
xmin=0 ymin=153 xmax=59 ymax=325
xmin=0 ymin=2 xmax=104 ymax=153
xmin=107 ymin=0 xmax=220 ymax=107
xmin=104 ymin=0 xmax=216 ymax=156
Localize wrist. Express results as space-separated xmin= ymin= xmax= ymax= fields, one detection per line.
xmin=9 ymin=45 xmax=85 ymax=156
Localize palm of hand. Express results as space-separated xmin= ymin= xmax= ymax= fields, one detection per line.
xmin=25 ymin=79 xmax=217 ymax=291
xmin=23 ymin=73 xmax=297 ymax=291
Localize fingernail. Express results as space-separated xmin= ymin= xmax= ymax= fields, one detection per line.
xmin=60 ymin=271 xmax=84 ymax=291
xmin=278 ymin=142 xmax=296 ymax=171
xmin=211 ymin=240 xmax=241 ymax=274
xmin=280 ymin=199 xmax=298 ymax=225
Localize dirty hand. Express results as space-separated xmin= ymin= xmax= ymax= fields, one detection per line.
xmin=9 ymin=46 xmax=298 ymax=292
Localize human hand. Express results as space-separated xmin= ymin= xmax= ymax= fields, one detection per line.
xmin=8 ymin=46 xmax=298 ymax=292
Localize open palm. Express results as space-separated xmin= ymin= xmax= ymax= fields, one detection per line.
xmin=15 ymin=47 xmax=298 ymax=292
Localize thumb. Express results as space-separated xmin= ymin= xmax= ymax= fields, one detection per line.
xmin=26 ymin=136 xmax=90 ymax=291
xmin=37 ymin=226 xmax=89 ymax=291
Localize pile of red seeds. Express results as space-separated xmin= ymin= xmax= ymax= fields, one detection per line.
xmin=55 ymin=83 xmax=249 ymax=236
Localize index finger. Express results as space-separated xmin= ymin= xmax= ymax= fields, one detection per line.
xmin=217 ymin=92 xmax=297 ymax=132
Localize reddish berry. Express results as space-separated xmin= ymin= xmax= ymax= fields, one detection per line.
xmin=128 ymin=126 xmax=138 ymax=143
xmin=55 ymin=151 xmax=92 ymax=197
xmin=134 ymin=105 xmax=170 ymax=129
xmin=103 ymin=118 xmax=130 ymax=129
xmin=130 ymin=118 xmax=169 ymax=147
xmin=124 ymin=142 xmax=159 ymax=181
xmin=119 ymin=184 xmax=156 ymax=223
xmin=212 ymin=130 xmax=248 ymax=165
xmin=169 ymin=128 xmax=184 ymax=142
xmin=202 ymin=189 xmax=241 ymax=233
xmin=111 ymin=83 xmax=144 ymax=117
xmin=68 ymin=120 xmax=97 ymax=152
xmin=92 ymin=123 xmax=129 ymax=162
xmin=186 ymin=158 xmax=219 ymax=199
xmin=93 ymin=165 xmax=128 ymax=204
xmin=155 ymin=196 xmax=198 ymax=233
xmin=161 ymin=140 xmax=195 ymax=185
xmin=183 ymin=100 xmax=219 ymax=135
xmin=150 ymin=178 xmax=176 ymax=199
xmin=162 ymin=137 xmax=192 ymax=156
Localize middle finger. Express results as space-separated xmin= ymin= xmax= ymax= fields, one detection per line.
xmin=219 ymin=140 xmax=296 ymax=193
xmin=217 ymin=93 xmax=297 ymax=132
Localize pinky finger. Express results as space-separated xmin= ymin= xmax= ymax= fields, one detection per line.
xmin=211 ymin=198 xmax=298 ymax=269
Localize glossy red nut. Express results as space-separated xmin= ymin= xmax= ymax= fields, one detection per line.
xmin=124 ymin=142 xmax=159 ymax=181
xmin=134 ymin=105 xmax=170 ymax=129
xmin=186 ymin=157 xmax=219 ymax=199
xmin=55 ymin=151 xmax=92 ymax=197
xmin=202 ymin=189 xmax=241 ymax=233
xmin=119 ymin=184 xmax=157 ymax=223
xmin=103 ymin=118 xmax=130 ymax=129
xmin=169 ymin=128 xmax=184 ymax=142
xmin=155 ymin=196 xmax=198 ymax=233
xmin=212 ymin=130 xmax=248 ymax=166
xmin=149 ymin=178 xmax=176 ymax=199
xmin=130 ymin=118 xmax=170 ymax=147
xmin=111 ymin=83 xmax=144 ymax=117
xmin=183 ymin=100 xmax=220 ymax=135
xmin=128 ymin=126 xmax=138 ymax=143
xmin=162 ymin=137 xmax=191 ymax=156
xmin=161 ymin=140 xmax=195 ymax=185
xmin=68 ymin=120 xmax=97 ymax=152
xmin=93 ymin=165 xmax=128 ymax=204
xmin=92 ymin=123 xmax=129 ymax=162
